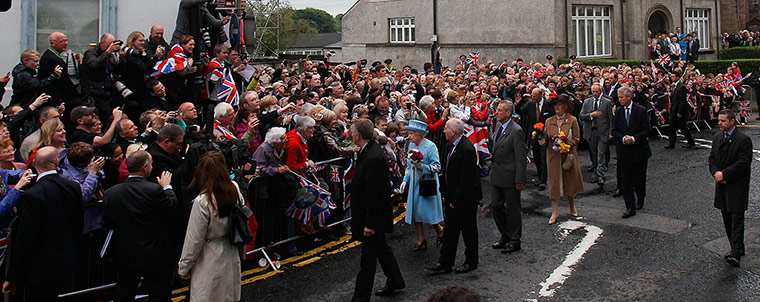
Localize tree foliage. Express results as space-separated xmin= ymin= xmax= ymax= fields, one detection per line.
xmin=293 ymin=7 xmax=339 ymax=33
xmin=247 ymin=1 xmax=339 ymax=56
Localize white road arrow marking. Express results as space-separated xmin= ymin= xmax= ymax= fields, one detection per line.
xmin=537 ymin=220 xmax=603 ymax=298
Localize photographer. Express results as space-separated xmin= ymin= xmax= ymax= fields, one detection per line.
xmin=120 ymin=31 xmax=163 ymax=119
xmin=80 ymin=33 xmax=125 ymax=121
xmin=171 ymin=0 xmax=231 ymax=50
xmin=69 ymin=106 xmax=123 ymax=148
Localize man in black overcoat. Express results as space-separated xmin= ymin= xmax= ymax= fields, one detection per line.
xmin=709 ymin=110 xmax=753 ymax=267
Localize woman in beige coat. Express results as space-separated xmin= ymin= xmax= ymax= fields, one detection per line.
xmin=178 ymin=152 xmax=242 ymax=302
xmin=543 ymin=96 xmax=584 ymax=224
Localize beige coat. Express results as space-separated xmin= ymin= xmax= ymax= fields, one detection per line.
xmin=544 ymin=115 xmax=584 ymax=200
xmin=178 ymin=183 xmax=243 ymax=302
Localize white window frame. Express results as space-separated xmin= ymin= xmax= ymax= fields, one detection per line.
xmin=571 ymin=6 xmax=613 ymax=58
xmin=20 ymin=0 xmax=116 ymax=51
xmin=389 ymin=18 xmax=415 ymax=44
xmin=685 ymin=8 xmax=710 ymax=50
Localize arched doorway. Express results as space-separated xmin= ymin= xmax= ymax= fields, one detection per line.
xmin=648 ymin=10 xmax=670 ymax=34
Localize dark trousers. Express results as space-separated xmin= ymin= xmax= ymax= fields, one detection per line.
xmin=668 ymin=118 xmax=695 ymax=146
xmin=352 ymin=234 xmax=405 ymax=302
xmin=438 ymin=204 xmax=478 ymax=268
xmin=114 ymin=262 xmax=172 ymax=302
xmin=619 ymin=160 xmax=648 ymax=211
xmin=23 ymin=285 xmax=62 ymax=302
xmin=721 ymin=210 xmax=746 ymax=257
xmin=490 ymin=185 xmax=521 ymax=245
xmin=531 ymin=141 xmax=547 ymax=185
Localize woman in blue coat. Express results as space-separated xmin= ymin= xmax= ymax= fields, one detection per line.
xmin=401 ymin=120 xmax=444 ymax=251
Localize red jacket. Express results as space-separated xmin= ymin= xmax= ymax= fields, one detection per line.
xmin=425 ymin=115 xmax=445 ymax=133
xmin=285 ymin=129 xmax=309 ymax=174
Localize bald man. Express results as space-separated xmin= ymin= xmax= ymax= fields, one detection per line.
xmin=80 ymin=33 xmax=124 ymax=121
xmin=38 ymin=32 xmax=78 ymax=106
xmin=4 ymin=147 xmax=83 ymax=300
xmin=147 ymin=24 xmax=169 ymax=60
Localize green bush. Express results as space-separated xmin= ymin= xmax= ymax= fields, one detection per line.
xmin=719 ymin=46 xmax=760 ymax=60
xmin=557 ymin=58 xmax=760 ymax=75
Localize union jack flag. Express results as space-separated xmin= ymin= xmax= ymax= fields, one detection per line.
xmin=285 ymin=176 xmax=336 ymax=226
xmin=739 ymin=100 xmax=752 ymax=118
xmin=218 ymin=71 xmax=239 ymax=106
xmin=466 ymin=52 xmax=480 ymax=65
xmin=658 ymin=54 xmax=671 ymax=66
xmin=652 ymin=104 xmax=666 ymax=125
xmin=719 ymin=81 xmax=736 ymax=98
xmin=678 ymin=60 xmax=685 ymax=69
xmin=329 ymin=166 xmax=340 ymax=183
xmin=343 ymin=161 xmax=354 ymax=209
xmin=151 ymin=44 xmax=188 ymax=77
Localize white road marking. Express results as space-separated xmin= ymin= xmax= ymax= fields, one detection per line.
xmin=537 ymin=220 xmax=604 ymax=298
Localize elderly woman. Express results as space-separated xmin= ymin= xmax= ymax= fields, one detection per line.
xmin=252 ymin=127 xmax=300 ymax=253
xmin=420 ymin=95 xmax=448 ymax=134
xmin=543 ymin=95 xmax=584 ymax=224
xmin=401 ymin=120 xmax=444 ymax=251
xmin=0 ymin=139 xmax=25 ymax=170
xmin=213 ymin=102 xmax=257 ymax=145
xmin=285 ymin=116 xmax=316 ymax=175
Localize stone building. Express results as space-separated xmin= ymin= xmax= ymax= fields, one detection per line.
xmin=720 ymin=0 xmax=760 ymax=33
xmin=341 ymin=0 xmax=721 ymax=68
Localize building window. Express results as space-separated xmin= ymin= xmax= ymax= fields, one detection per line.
xmin=571 ymin=6 xmax=612 ymax=58
xmin=36 ymin=0 xmax=100 ymax=54
xmin=685 ymin=9 xmax=710 ymax=50
xmin=389 ymin=18 xmax=415 ymax=44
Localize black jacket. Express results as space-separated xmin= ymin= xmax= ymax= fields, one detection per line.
xmin=79 ymin=47 xmax=122 ymax=101
xmin=351 ymin=140 xmax=394 ymax=242
xmin=7 ymin=173 xmax=83 ymax=287
xmin=440 ymin=137 xmax=482 ymax=209
xmin=709 ymin=129 xmax=752 ymax=212
xmin=120 ymin=52 xmax=158 ymax=98
xmin=670 ymin=82 xmax=691 ymax=121
xmin=38 ymin=49 xmax=78 ymax=105
xmin=612 ymin=103 xmax=652 ymax=163
xmin=11 ymin=63 xmax=55 ymax=107
xmin=103 ymin=176 xmax=177 ymax=269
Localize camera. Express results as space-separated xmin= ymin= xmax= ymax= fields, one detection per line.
xmin=97 ymin=156 xmax=112 ymax=162
xmin=382 ymin=82 xmax=392 ymax=93
xmin=114 ymin=40 xmax=124 ymax=46
xmin=123 ymin=47 xmax=146 ymax=57
xmin=114 ymin=81 xmax=133 ymax=99
xmin=201 ymin=27 xmax=213 ymax=48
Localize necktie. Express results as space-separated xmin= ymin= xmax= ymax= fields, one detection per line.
xmin=593 ymin=98 xmax=599 ymax=112
xmin=625 ymin=107 xmax=630 ymax=126
xmin=536 ymin=102 xmax=541 ymax=120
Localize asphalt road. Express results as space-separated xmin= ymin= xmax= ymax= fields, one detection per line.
xmin=233 ymin=123 xmax=760 ymax=302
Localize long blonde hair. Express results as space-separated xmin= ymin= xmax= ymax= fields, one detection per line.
xmin=33 ymin=118 xmax=63 ymax=150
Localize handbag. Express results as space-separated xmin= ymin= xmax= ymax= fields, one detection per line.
xmin=229 ymin=196 xmax=254 ymax=247
xmin=418 ymin=172 xmax=438 ymax=197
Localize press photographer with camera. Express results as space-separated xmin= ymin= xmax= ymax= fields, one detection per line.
xmin=80 ymin=33 xmax=125 ymax=122
xmin=11 ymin=49 xmax=63 ymax=108
xmin=119 ymin=31 xmax=163 ymax=120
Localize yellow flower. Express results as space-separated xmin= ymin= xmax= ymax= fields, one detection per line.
xmin=559 ymin=131 xmax=566 ymax=136
xmin=532 ymin=131 xmax=537 ymax=136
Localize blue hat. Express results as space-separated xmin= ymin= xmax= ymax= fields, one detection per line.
xmin=406 ymin=120 xmax=428 ymax=135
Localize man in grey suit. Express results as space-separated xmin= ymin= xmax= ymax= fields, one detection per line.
xmin=580 ymin=84 xmax=614 ymax=185
xmin=488 ymin=100 xmax=527 ymax=253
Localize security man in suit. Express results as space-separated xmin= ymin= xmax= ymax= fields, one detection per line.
xmin=580 ymin=84 xmax=614 ymax=185
xmin=709 ymin=109 xmax=752 ymax=267
xmin=488 ymin=100 xmax=527 ymax=253
xmin=665 ymin=70 xmax=697 ymax=149
xmin=350 ymin=119 xmax=405 ymax=301
xmin=427 ymin=119 xmax=483 ymax=274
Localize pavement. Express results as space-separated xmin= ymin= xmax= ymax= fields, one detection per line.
xmin=180 ymin=121 xmax=760 ymax=302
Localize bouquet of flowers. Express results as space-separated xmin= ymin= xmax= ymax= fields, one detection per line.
xmin=531 ymin=122 xmax=545 ymax=142
xmin=551 ymin=131 xmax=571 ymax=154
xmin=407 ymin=149 xmax=424 ymax=166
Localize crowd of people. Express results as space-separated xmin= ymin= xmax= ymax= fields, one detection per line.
xmin=722 ymin=29 xmax=760 ymax=48
xmin=0 ymin=12 xmax=756 ymax=300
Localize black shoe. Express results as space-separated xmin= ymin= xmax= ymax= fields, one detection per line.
xmin=597 ymin=178 xmax=605 ymax=186
xmin=635 ymin=201 xmax=644 ymax=210
xmin=375 ymin=284 xmax=405 ymax=297
xmin=538 ymin=183 xmax=546 ymax=191
xmin=454 ymin=263 xmax=477 ymax=274
xmin=413 ymin=240 xmax=427 ymax=252
xmin=612 ymin=189 xmax=622 ymax=197
xmin=492 ymin=241 xmax=506 ymax=249
xmin=426 ymin=263 xmax=452 ymax=274
xmin=664 ymin=145 xmax=675 ymax=149
xmin=726 ymin=255 xmax=741 ymax=267
xmin=501 ymin=243 xmax=521 ymax=253
xmin=436 ymin=236 xmax=444 ymax=247
xmin=621 ymin=210 xmax=636 ymax=219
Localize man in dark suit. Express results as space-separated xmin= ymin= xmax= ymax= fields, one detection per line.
xmin=687 ymin=33 xmax=700 ymax=62
xmin=520 ymin=88 xmax=548 ymax=190
xmin=612 ymin=87 xmax=652 ymax=218
xmin=665 ymin=71 xmax=697 ymax=149
xmin=103 ymin=150 xmax=177 ymax=301
xmin=488 ymin=101 xmax=527 ymax=253
xmin=3 ymin=147 xmax=83 ymax=301
xmin=580 ymin=84 xmax=614 ymax=185
xmin=427 ymin=119 xmax=483 ymax=274
xmin=604 ymin=74 xmax=621 ymax=106
xmin=709 ymin=110 xmax=752 ymax=267
xmin=350 ymin=119 xmax=405 ymax=301
xmin=38 ymin=32 xmax=79 ymax=107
